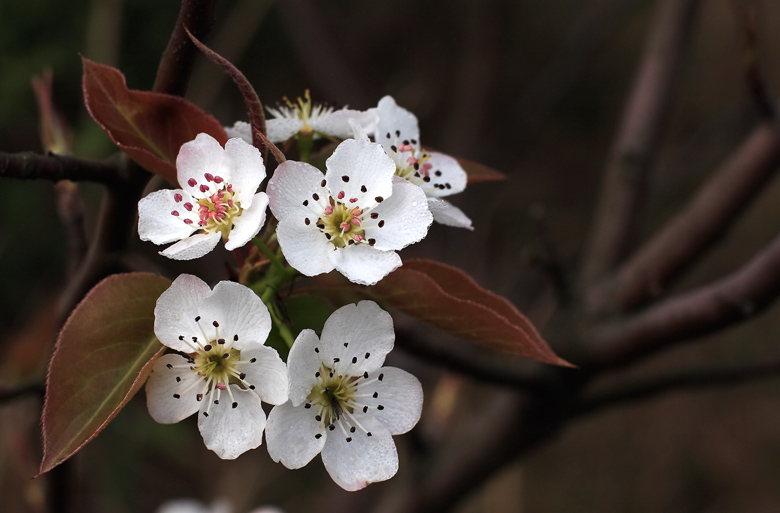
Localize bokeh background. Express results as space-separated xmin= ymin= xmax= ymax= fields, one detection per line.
xmin=4 ymin=0 xmax=780 ymax=512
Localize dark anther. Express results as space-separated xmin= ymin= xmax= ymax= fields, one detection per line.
xmin=315 ymin=347 xmax=320 ymax=353
xmin=305 ymin=403 xmax=312 ymax=409
xmin=435 ymin=170 xmax=442 ymax=176
xmin=232 ymin=402 xmax=238 ymax=409
xmin=375 ymin=196 xmax=384 ymax=203
xmin=423 ymin=176 xmax=431 ymax=182
xmin=363 ymin=372 xmax=369 ymax=379
xmin=239 ymin=373 xmax=246 ymax=380
xmin=305 ymin=218 xmax=311 ymax=225
xmin=315 ymin=415 xmax=322 ymax=421
xmin=173 ymin=394 xmax=180 ymax=399
xmin=367 ymin=432 xmax=372 ymax=437
xmin=303 ymin=200 xmax=309 ymax=206
xmin=223 ymin=353 xmax=230 ymax=359
xmin=166 ymin=364 xmax=173 ymax=369
xmin=203 ymin=412 xmax=209 ymax=417
xmin=370 ymin=212 xmax=379 ymax=219
xmin=315 ymin=371 xmax=321 ymax=378
xmin=368 ymin=239 xmax=376 ymax=246
xmin=195 ymin=316 xmax=201 ymax=322
xmin=378 ymin=373 xmax=384 ymax=381
xmin=373 ymin=392 xmax=378 ymax=398
xmin=234 ymin=334 xmax=239 ymax=341
xmin=315 ymin=433 xmax=322 ymax=439
xmin=218 ymin=338 xmax=225 ymax=344
xmin=341 ymin=175 xmax=350 ymax=182
xmin=403 ymin=139 xmax=410 ymax=145
xmin=325 ymin=233 xmax=332 ymax=240
xmin=378 ymin=220 xmax=385 ymax=228
xmin=386 ymin=132 xmax=391 ymax=139
xmin=176 ymin=377 xmax=181 ymax=382
xmin=214 ymin=400 xmax=219 ymax=404
xmin=365 ymin=352 xmax=371 ymax=359
xmin=344 ymin=343 xmax=349 ymax=347
xmin=414 ymin=163 xmax=420 ymax=170
xmin=395 ymin=130 xmax=401 ymax=137
xmin=445 ymin=183 xmax=452 ymax=189
xmin=250 ymin=358 xmax=257 ymax=363
xmin=178 ymin=335 xmax=184 ymax=341
xmin=212 ymin=320 xmax=219 ymax=327
xmin=321 ymin=179 xmax=326 ymax=187
xmin=391 ymin=145 xmax=398 ymax=152
xmin=333 ymin=358 xmax=340 ymax=363
xmin=192 ymin=336 xmax=198 ymax=342
xmin=352 ymin=357 xmax=358 ymax=364
xmin=350 ymin=426 xmax=356 ymax=433
xmin=363 ymin=406 xmax=369 ymax=413
xmin=377 ymin=405 xmax=385 ymax=410
xmin=249 ymin=385 xmax=255 ymax=390
xmin=329 ymin=372 xmax=334 ymax=378
xmin=346 ymin=437 xmax=352 ymax=443
xmin=312 ymin=193 xmax=320 ymax=201
xmin=204 ymin=344 xmax=212 ymax=351
xmin=196 ymin=394 xmax=203 ymax=401
xmin=329 ymin=425 xmax=336 ymax=431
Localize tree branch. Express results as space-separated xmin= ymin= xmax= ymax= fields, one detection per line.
xmin=579 ymin=354 xmax=780 ymax=414
xmin=586 ymin=231 xmax=780 ymax=369
xmin=581 ymin=0 xmax=701 ymax=284
xmin=0 ymin=151 xmax=121 ymax=184
xmin=588 ymin=121 xmax=780 ymax=312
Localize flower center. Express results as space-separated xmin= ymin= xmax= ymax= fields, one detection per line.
xmin=394 ymin=147 xmax=433 ymax=186
xmin=196 ymin=186 xmax=241 ymax=240
xmin=308 ymin=364 xmax=359 ymax=425
xmin=269 ymin=90 xmax=334 ymax=137
xmin=317 ymin=199 xmax=366 ymax=248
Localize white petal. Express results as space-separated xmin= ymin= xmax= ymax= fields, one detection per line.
xmin=224 ymin=120 xmax=252 ymax=144
xmin=138 ymin=189 xmax=198 ymax=245
xmin=427 ymin=198 xmax=473 ymax=230
xmin=311 ymin=108 xmax=377 ymax=139
xmin=145 ymin=354 xmax=201 ymax=423
xmin=358 ymin=366 xmax=422 ymax=435
xmin=421 ymin=151 xmax=467 ymax=197
xmin=320 ymin=301 xmax=394 ymax=374
xmin=321 ymin=414 xmax=398 ymax=491
xmin=225 ymin=192 xmax=268 ymax=250
xmin=267 ymin=161 xmax=326 ymax=222
xmin=286 ymin=329 xmax=325 ymax=406
xmin=176 ymin=133 xmax=225 ymax=197
xmin=324 ymin=137 xmax=395 ymax=212
xmin=221 ymin=137 xmax=266 ymax=206
xmin=155 ymin=499 xmax=213 ymax=513
xmin=365 ymin=179 xmax=432 ymax=251
xmin=160 ymin=232 xmax=221 ymax=260
xmin=198 ymin=280 xmax=271 ymax=350
xmin=376 ymin=96 xmax=421 ymax=153
xmin=266 ymin=118 xmax=303 ymax=143
xmin=154 ymin=274 xmax=212 ymax=352
xmin=240 ymin=345 xmax=289 ymax=405
xmin=330 ymin=245 xmax=401 ymax=286
xmin=265 ymin=401 xmax=325 ymax=469
xmin=198 ymin=386 xmax=266 ymax=459
xmin=276 ymin=218 xmax=335 ymax=278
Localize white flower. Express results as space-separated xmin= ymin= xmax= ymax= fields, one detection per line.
xmin=375 ymin=95 xmax=472 ymax=230
xmin=265 ymin=301 xmax=423 ymax=491
xmin=266 ymin=135 xmax=433 ymax=286
xmin=138 ymin=133 xmax=269 ymax=260
xmin=156 ymin=498 xmax=283 ymax=513
xmin=225 ymin=90 xmax=376 ymax=144
xmin=145 ymin=274 xmax=288 ymax=459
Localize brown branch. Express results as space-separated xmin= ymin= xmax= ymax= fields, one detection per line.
xmin=585 ymin=231 xmax=780 ymax=369
xmin=152 ymin=0 xmax=216 ymax=96
xmin=581 ymin=0 xmax=701 ymax=284
xmin=0 ymin=151 xmax=121 ymax=184
xmin=579 ymin=353 xmax=780 ymax=414
xmin=588 ymin=121 xmax=780 ymax=312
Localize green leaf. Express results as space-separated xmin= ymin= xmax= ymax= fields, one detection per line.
xmin=39 ymin=273 xmax=171 ymax=474
xmin=81 ymin=57 xmax=228 ymax=183
xmin=312 ymin=259 xmax=571 ymax=367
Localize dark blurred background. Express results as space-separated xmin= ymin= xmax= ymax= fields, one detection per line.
xmin=4 ymin=0 xmax=780 ymax=512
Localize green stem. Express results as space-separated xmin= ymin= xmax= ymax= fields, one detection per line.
xmin=298 ymin=132 xmax=314 ymax=163
xmin=252 ymin=239 xmax=298 ymax=347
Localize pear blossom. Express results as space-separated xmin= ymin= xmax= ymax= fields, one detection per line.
xmin=375 ymin=95 xmax=472 ymax=230
xmin=265 ymin=301 xmax=423 ymax=491
xmin=145 ymin=274 xmax=288 ymax=459
xmin=156 ymin=499 xmax=283 ymax=513
xmin=266 ymin=134 xmax=433 ymax=286
xmin=138 ymin=133 xmax=269 ymax=260
xmin=225 ymin=90 xmax=376 ymax=144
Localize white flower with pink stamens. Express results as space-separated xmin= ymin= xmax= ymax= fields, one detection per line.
xmin=375 ymin=96 xmax=472 ymax=230
xmin=266 ymin=134 xmax=433 ymax=286
xmin=145 ymin=275 xmax=288 ymax=460
xmin=265 ymin=301 xmax=423 ymax=491
xmin=138 ymin=133 xmax=269 ymax=260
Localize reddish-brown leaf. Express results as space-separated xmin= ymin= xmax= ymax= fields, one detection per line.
xmin=82 ymin=57 xmax=227 ymax=183
xmin=313 ymin=259 xmax=571 ymax=366
xmin=455 ymin=155 xmax=508 ymax=183
xmin=39 ymin=273 xmax=171 ymax=475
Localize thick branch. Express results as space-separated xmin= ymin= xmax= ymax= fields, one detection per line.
xmin=152 ymin=0 xmax=216 ymax=95
xmin=589 ymin=121 xmax=780 ymax=312
xmin=586 ymin=232 xmax=780 ymax=369
xmin=580 ymin=354 xmax=780 ymax=414
xmin=0 ymin=152 xmax=121 ymax=184
xmin=581 ymin=0 xmax=700 ymax=284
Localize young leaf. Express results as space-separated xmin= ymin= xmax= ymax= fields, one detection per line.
xmin=39 ymin=273 xmax=171 ymax=475
xmin=312 ymin=259 xmax=571 ymax=367
xmin=82 ymin=57 xmax=228 ymax=183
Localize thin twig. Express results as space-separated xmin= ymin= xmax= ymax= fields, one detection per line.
xmin=0 ymin=152 xmax=121 ymax=184
xmin=585 ymin=231 xmax=780 ymax=369
xmin=588 ymin=121 xmax=780 ymax=312
xmin=581 ymin=0 xmax=701 ymax=284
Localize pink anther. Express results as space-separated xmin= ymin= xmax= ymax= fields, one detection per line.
xmin=199 ymin=184 xmax=209 ymax=193
xmin=216 ymin=382 xmax=227 ymax=391
xmin=188 ymin=178 xmax=197 ymax=187
xmin=398 ymin=143 xmax=414 ymax=152
xmin=337 ymin=191 xmax=345 ymax=200
xmin=204 ymin=173 xmax=214 ymax=182
xmin=171 ymin=210 xmax=179 ymax=216
xmin=174 ymin=193 xmax=183 ymax=202
xmin=350 ymin=217 xmax=361 ymax=227
xmin=323 ymin=206 xmax=334 ymax=216
xmin=353 ymin=234 xmax=364 ymax=242
xmin=349 ymin=197 xmax=358 ymax=203
xmin=340 ymin=221 xmax=351 ymax=231
xmin=184 ymin=219 xmax=194 ymax=225
xmin=214 ymin=176 xmax=224 ymax=184
xmin=184 ymin=202 xmax=193 ymax=211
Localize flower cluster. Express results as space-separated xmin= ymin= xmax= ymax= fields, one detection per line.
xmin=138 ymin=92 xmax=470 ymax=491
